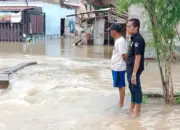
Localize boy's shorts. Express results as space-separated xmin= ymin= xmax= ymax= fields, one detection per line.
xmin=127 ymin=73 xmax=142 ymax=104
xmin=112 ymin=70 xmax=126 ymax=88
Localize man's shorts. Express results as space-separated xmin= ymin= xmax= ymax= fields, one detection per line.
xmin=127 ymin=73 xmax=142 ymax=104
xmin=112 ymin=70 xmax=126 ymax=88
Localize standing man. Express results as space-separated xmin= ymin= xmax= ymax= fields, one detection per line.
xmin=126 ymin=18 xmax=145 ymax=117
xmin=109 ymin=23 xmax=127 ymax=108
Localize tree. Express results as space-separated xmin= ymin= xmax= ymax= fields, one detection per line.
xmin=116 ymin=0 xmax=180 ymax=104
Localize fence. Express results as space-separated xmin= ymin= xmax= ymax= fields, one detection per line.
xmin=22 ymin=10 xmax=45 ymax=35
xmin=31 ymin=34 xmax=61 ymax=42
xmin=0 ymin=10 xmax=45 ymax=42
xmin=0 ymin=23 xmax=21 ymax=41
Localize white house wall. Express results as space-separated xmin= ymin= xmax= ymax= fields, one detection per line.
xmin=42 ymin=3 xmax=75 ymax=35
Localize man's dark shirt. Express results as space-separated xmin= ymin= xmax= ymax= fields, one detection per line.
xmin=126 ymin=32 xmax=145 ymax=74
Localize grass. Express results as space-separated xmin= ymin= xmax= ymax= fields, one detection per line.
xmin=128 ymin=92 xmax=180 ymax=104
xmin=127 ymin=92 xmax=147 ymax=104
xmin=142 ymin=95 xmax=147 ymax=104
xmin=175 ymin=92 xmax=180 ymax=104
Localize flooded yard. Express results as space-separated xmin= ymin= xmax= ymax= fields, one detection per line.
xmin=0 ymin=39 xmax=180 ymax=130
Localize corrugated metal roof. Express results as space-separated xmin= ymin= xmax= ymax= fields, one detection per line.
xmin=0 ymin=6 xmax=35 ymax=11
xmin=63 ymin=2 xmax=80 ymax=7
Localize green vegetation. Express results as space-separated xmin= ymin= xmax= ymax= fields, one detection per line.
xmin=142 ymin=95 xmax=147 ymax=104
xmin=116 ymin=0 xmax=180 ymax=104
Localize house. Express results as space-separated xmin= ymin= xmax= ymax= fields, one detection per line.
xmin=60 ymin=0 xmax=94 ymax=45
xmin=62 ymin=0 xmax=127 ymax=45
xmin=86 ymin=0 xmax=180 ymax=43
xmin=61 ymin=0 xmax=93 ymax=33
xmin=0 ymin=0 xmax=76 ymax=41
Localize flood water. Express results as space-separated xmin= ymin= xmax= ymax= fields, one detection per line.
xmin=0 ymin=38 xmax=113 ymax=58
xmin=0 ymin=38 xmax=180 ymax=130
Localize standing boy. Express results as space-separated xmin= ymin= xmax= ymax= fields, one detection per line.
xmin=126 ymin=18 xmax=145 ymax=117
xmin=109 ymin=23 xmax=127 ymax=108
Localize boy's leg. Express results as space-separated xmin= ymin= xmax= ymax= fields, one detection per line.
xmin=112 ymin=70 xmax=123 ymax=106
xmin=118 ymin=71 xmax=126 ymax=108
xmin=119 ymin=87 xmax=125 ymax=107
xmin=112 ymin=70 xmax=126 ymax=108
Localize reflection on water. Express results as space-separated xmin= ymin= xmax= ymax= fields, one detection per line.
xmin=0 ymin=38 xmax=180 ymax=130
xmin=0 ymin=38 xmax=113 ymax=59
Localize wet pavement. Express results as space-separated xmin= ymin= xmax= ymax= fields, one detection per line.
xmin=0 ymin=39 xmax=180 ymax=130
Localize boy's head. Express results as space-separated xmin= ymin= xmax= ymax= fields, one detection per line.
xmin=126 ymin=18 xmax=140 ymax=35
xmin=108 ymin=23 xmax=122 ymax=38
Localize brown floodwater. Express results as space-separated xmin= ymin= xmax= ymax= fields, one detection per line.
xmin=0 ymin=38 xmax=180 ymax=130
xmin=0 ymin=38 xmax=113 ymax=58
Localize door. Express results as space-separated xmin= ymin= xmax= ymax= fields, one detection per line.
xmin=61 ymin=18 xmax=65 ymax=36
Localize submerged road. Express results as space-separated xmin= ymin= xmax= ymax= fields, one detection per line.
xmin=0 ymin=55 xmax=179 ymax=129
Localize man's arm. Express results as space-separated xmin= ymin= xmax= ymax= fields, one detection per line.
xmin=133 ymin=40 xmax=144 ymax=75
xmin=131 ymin=40 xmax=143 ymax=85
xmin=132 ymin=55 xmax=141 ymax=75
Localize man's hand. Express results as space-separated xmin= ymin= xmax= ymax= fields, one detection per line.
xmin=132 ymin=55 xmax=141 ymax=85
xmin=131 ymin=74 xmax=137 ymax=85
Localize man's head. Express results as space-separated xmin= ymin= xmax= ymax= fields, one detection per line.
xmin=109 ymin=23 xmax=122 ymax=38
xmin=126 ymin=18 xmax=140 ymax=35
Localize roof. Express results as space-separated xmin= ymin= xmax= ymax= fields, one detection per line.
xmin=67 ymin=8 xmax=111 ymax=17
xmin=60 ymin=0 xmax=80 ymax=9
xmin=66 ymin=8 xmax=128 ymax=19
xmin=0 ymin=6 xmax=35 ymax=11
xmin=63 ymin=2 xmax=80 ymax=7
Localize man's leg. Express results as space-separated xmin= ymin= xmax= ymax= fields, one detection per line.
xmin=128 ymin=91 xmax=135 ymax=115
xmin=134 ymin=74 xmax=142 ymax=117
xmin=135 ymin=104 xmax=141 ymax=116
xmin=127 ymin=73 xmax=135 ymax=115
xmin=129 ymin=103 xmax=135 ymax=112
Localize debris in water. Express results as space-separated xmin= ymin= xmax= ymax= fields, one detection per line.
xmin=0 ymin=62 xmax=38 ymax=89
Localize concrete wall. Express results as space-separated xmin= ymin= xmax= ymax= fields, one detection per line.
xmin=128 ymin=5 xmax=153 ymax=42
xmin=128 ymin=5 xmax=156 ymax=58
xmin=93 ymin=19 xmax=105 ymax=45
xmin=128 ymin=5 xmax=180 ymax=57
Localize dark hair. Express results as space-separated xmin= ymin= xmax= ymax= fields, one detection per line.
xmin=109 ymin=23 xmax=122 ymax=33
xmin=128 ymin=18 xmax=140 ymax=31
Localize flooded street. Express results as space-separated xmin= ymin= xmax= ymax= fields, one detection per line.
xmin=0 ymin=39 xmax=180 ymax=130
